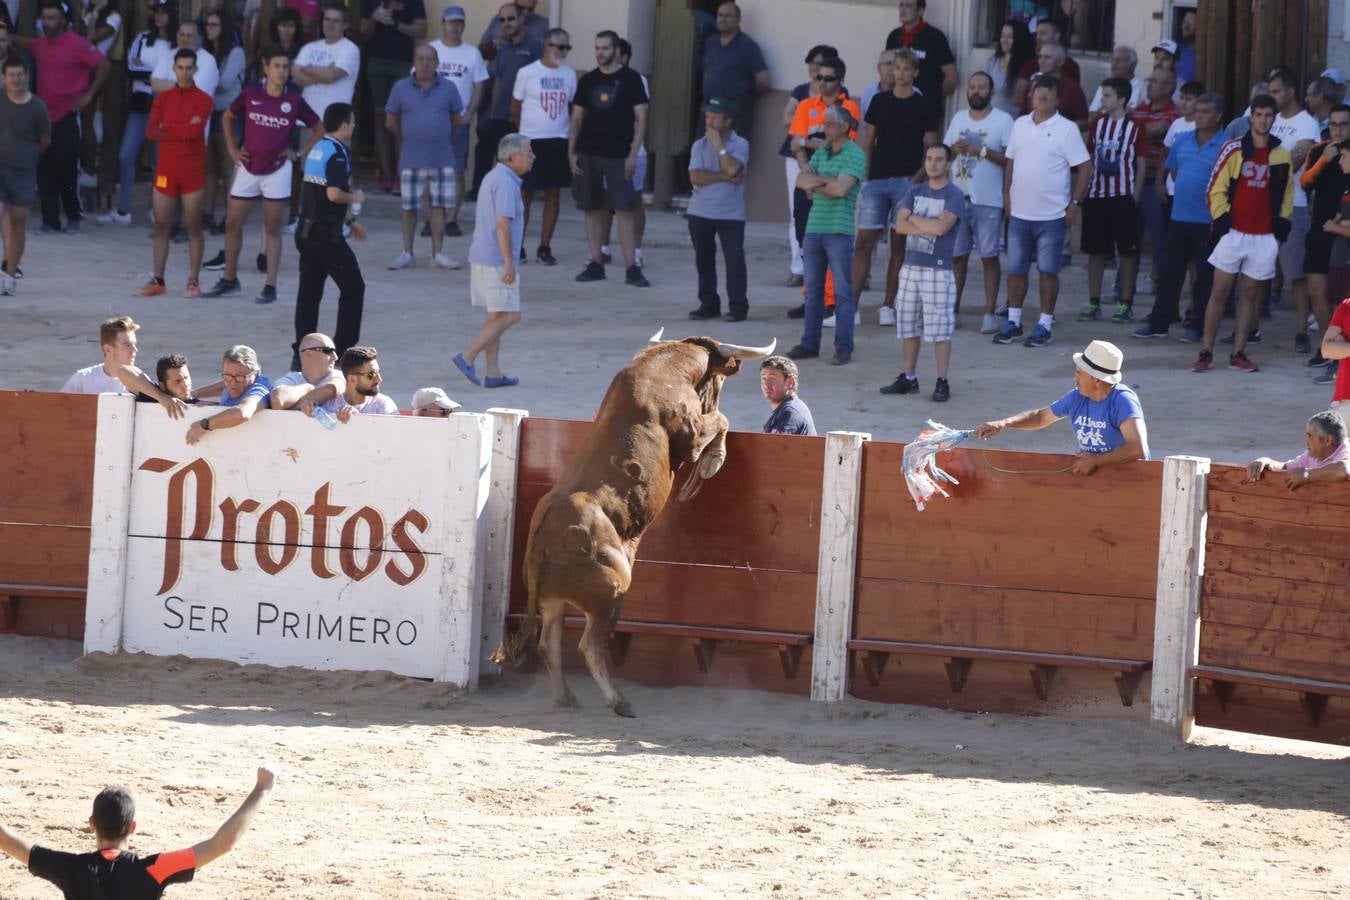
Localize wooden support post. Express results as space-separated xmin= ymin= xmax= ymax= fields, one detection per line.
xmin=693 ymin=638 xmax=718 ymax=674
xmin=810 ymin=431 xmax=871 ymax=702
xmin=1030 ymin=664 xmax=1057 ymax=700
xmin=1302 ymin=692 xmax=1329 ymax=727
xmin=480 ymin=408 xmax=528 ymax=677
xmin=84 ymin=394 xmax=137 ymax=656
xmin=1115 ymin=670 xmax=1143 ymax=707
xmin=944 ymin=657 xmax=973 ymax=692
xmin=862 ymin=650 xmax=890 ymax=686
xmin=778 ymin=644 xmax=804 ymax=679
xmin=1150 ymin=455 xmax=1211 ymax=741
xmin=1211 ymin=679 xmax=1235 ymax=714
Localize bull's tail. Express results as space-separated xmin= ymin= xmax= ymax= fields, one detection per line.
xmin=490 ymin=547 xmax=545 ymax=670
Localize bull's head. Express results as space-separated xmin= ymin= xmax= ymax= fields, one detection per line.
xmin=648 ymin=328 xmax=777 ymax=416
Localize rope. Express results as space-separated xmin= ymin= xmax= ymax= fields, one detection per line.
xmin=977 ymin=452 xmax=1075 ymax=476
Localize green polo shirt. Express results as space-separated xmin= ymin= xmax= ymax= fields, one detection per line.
xmin=805 ymin=140 xmax=866 ymax=235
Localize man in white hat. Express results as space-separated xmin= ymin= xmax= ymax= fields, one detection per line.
xmin=973 ymin=339 xmax=1149 ymax=475
xmin=411 ymin=387 xmax=461 ymax=417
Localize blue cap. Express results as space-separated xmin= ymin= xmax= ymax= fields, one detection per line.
xmin=442 ymin=5 xmax=466 ymax=21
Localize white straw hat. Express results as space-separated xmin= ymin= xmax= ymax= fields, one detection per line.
xmin=1073 ymin=340 xmax=1124 ymax=385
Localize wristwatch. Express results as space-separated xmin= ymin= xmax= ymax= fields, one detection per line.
xmin=1303 ymin=468 xmax=1311 ymax=480
xmin=718 ymin=148 xmax=728 ymax=157
xmin=201 ymin=418 xmax=212 ymax=431
xmin=1070 ymin=197 xmax=1084 ymax=207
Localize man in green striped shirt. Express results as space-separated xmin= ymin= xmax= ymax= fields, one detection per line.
xmin=787 ymin=105 xmax=866 ymax=366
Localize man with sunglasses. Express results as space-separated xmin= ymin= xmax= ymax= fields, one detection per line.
xmin=186 ymin=345 xmax=271 ymax=444
xmin=511 ymin=27 xmax=574 ymax=266
xmin=299 ymin=345 xmax=398 ymax=419
xmin=269 ymin=331 xmax=343 ymax=410
xmin=472 ymin=3 xmax=540 ymax=200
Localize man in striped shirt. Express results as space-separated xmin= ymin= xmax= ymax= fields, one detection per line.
xmin=1078 ymin=77 xmax=1147 ymax=324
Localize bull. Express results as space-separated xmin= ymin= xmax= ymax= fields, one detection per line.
xmin=497 ymin=330 xmax=775 ymax=717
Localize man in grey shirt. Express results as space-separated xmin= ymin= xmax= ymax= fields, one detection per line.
xmin=0 ymin=55 xmax=50 ymax=295
xmin=686 ymin=96 xmax=750 ymax=322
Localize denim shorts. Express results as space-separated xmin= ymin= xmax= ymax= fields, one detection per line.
xmin=858 ymin=176 xmax=912 ymax=231
xmin=1007 ymin=215 xmax=1068 ymax=276
xmin=953 ymin=203 xmax=1003 ymax=259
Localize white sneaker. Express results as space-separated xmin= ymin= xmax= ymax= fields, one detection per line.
xmin=0 ymin=272 xmax=15 ymax=295
xmin=282 ymin=219 xmax=298 ymax=235
xmin=823 ymin=313 xmax=836 ymax=328
xmin=387 ymin=251 xmax=415 ymax=270
xmin=78 ymin=170 xmax=98 ymax=189
xmin=980 ymin=313 xmax=1000 ymax=334
xmin=1308 ymin=313 xmax=1320 ymax=332
xmin=878 ymin=306 xmax=896 ymax=326
xmin=433 ymin=252 xmax=462 ymax=270
xmin=98 ymin=210 xmax=131 ymax=226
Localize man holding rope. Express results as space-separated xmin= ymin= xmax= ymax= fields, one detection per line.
xmin=973 ymin=339 xmax=1149 ymax=475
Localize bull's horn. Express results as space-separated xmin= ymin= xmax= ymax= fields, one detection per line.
xmin=716 ymin=338 xmax=777 ymax=360
xmin=648 ymin=327 xmax=668 ymax=345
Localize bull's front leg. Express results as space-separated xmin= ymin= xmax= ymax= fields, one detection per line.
xmin=692 ymin=410 xmax=730 ymax=480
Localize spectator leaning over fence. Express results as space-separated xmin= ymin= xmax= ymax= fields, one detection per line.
xmin=700 ymin=1 xmax=768 ymax=140
xmin=1134 ymin=92 xmax=1225 ymax=341
xmin=0 ymin=55 xmax=50 ymax=297
xmin=0 ymin=766 xmax=276 ymax=900
xmin=779 ymin=45 xmax=836 ymax=287
xmin=1076 ymin=76 xmax=1147 ymax=325
xmin=473 ymin=3 xmax=540 ymax=201
xmin=1268 ymin=68 xmax=1322 ymax=354
xmin=454 ymin=133 xmax=532 ymax=389
xmin=135 ymin=48 xmax=213 ymax=299
xmin=855 ymin=48 xmax=940 ymax=328
xmin=1246 ymin=410 xmax=1350 ymax=487
xmin=61 ymin=315 xmax=138 ymax=394
xmin=685 ymin=95 xmax=749 ymax=323
xmin=512 ymin=27 xmax=575 ymax=267
xmin=1193 ymin=94 xmax=1294 ymax=374
xmin=269 ymin=331 xmax=342 ymax=410
xmin=1087 ymin=46 xmax=1144 ymax=114
xmin=186 ymin=345 xmax=271 ymax=444
xmin=880 ymin=143 xmax=965 ymax=403
xmin=945 ymin=70 xmax=1012 ymax=334
xmin=995 ymin=74 xmax=1090 ymax=348
xmin=974 ymin=339 xmax=1150 ymax=474
xmin=883 ymin=0 xmax=957 ymax=103
xmin=411 ymin=386 xmax=460 ymax=416
xmin=359 ymin=0 xmax=426 ymax=195
xmin=786 ymin=105 xmax=865 ymax=367
xmin=297 ymin=345 xmax=399 ymax=420
xmin=385 ymin=42 xmax=464 ymax=271
xmin=432 ymin=6 xmax=487 ymax=236
xmin=116 ymin=353 xmax=199 ymax=416
xmin=760 ymin=355 xmax=816 ymax=436
xmin=1295 ymin=105 xmax=1350 ymax=368
xmin=569 ymin=29 xmax=648 ymax=287
xmin=23 ymin=0 xmax=109 ymax=234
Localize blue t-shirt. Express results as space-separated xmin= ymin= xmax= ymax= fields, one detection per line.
xmin=763 ymin=395 xmax=816 ymax=436
xmin=1166 ymin=129 xmax=1226 ymax=225
xmin=220 ymin=374 xmax=272 ymax=409
xmin=1050 ymin=384 xmax=1148 ymax=458
xmin=385 ymin=75 xmax=463 ymax=170
xmin=899 ymin=180 xmax=966 ymax=269
xmin=701 ymin=29 xmax=767 ymax=113
xmin=468 ymin=162 xmax=524 ymax=267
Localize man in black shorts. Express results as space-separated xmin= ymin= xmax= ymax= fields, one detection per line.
xmin=567 ymin=28 xmax=649 ymax=287
xmin=1 ymin=766 xmax=276 ymax=898
xmin=511 ymin=27 xmax=576 ymax=265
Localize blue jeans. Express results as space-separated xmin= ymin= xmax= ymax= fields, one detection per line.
xmin=1007 ymin=215 xmax=1067 ymax=275
xmin=116 ymin=110 xmax=149 ymax=214
xmin=1138 ymin=188 xmax=1167 ymax=273
xmin=801 ymin=232 xmax=856 ymax=353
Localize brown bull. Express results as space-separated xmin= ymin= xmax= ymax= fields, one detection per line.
xmin=499 ymin=330 xmax=775 ymax=717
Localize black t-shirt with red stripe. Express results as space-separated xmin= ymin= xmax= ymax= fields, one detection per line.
xmin=28 ymin=845 xmax=196 ymax=899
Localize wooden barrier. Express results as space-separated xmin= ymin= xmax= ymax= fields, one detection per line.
xmin=848 ymin=442 xmax=1162 ymax=713
xmin=1192 ymin=465 xmax=1350 ymax=744
xmin=507 ymin=419 xmax=823 ymax=695
xmin=0 ymin=391 xmax=97 ymax=640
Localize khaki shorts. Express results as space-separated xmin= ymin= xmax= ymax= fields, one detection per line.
xmin=470 ymin=263 xmax=521 ymax=312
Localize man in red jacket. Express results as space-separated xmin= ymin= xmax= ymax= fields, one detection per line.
xmin=137 ymin=48 xmax=213 ymax=298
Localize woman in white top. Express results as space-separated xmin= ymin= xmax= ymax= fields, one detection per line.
xmin=203 ymin=8 xmax=245 ymax=230
xmin=985 ymin=18 xmax=1035 ymax=117
xmin=104 ymin=0 xmax=175 ymax=222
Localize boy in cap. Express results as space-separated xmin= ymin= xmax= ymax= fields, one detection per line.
xmin=411 ymin=386 xmax=461 ymax=417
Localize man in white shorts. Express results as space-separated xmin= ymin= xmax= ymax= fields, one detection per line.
xmin=202 ymin=47 xmax=320 ymax=303
xmin=879 ymin=144 xmax=966 ymax=403
xmin=453 ymin=134 xmax=533 ymax=389
xmin=1193 ymin=94 xmax=1294 ymax=373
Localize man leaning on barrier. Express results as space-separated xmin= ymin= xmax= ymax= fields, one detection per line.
xmin=1246 ymin=410 xmax=1350 ymax=489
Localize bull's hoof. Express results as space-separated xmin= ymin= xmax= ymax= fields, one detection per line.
xmin=609 ymin=698 xmax=636 ymax=718
xmin=554 ymin=690 xmax=579 ymax=709
xmin=696 ymin=452 xmax=725 ymax=480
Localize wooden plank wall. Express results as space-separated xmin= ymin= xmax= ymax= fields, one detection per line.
xmin=1197 ymin=0 xmax=1328 ymax=121
xmin=507 ymin=419 xmax=824 ymax=695
xmin=851 ymin=442 xmax=1162 ymax=711
xmin=0 ymin=391 xmax=98 ymax=638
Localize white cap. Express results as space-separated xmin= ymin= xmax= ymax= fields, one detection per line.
xmin=411 ymin=387 xmax=461 ymax=412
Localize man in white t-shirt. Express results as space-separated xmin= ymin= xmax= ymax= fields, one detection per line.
xmin=1159 ymin=81 xmax=1201 ymax=197
xmin=292 ymin=6 xmax=359 ymax=118
xmin=995 ymin=75 xmax=1090 ymax=349
xmin=1269 ymin=68 xmax=1322 ymax=353
xmin=296 ymin=346 xmax=399 ymax=420
xmin=61 ymin=315 xmax=138 ymax=394
xmin=511 ymin=27 xmax=575 ymax=265
xmin=944 ymin=70 xmax=1013 ymax=335
xmin=149 ymin=20 xmax=218 ymax=96
xmin=269 ymin=331 xmax=344 ymax=410
xmin=432 ymin=5 xmax=488 ymax=234
xmin=1088 ymin=46 xmax=1144 ymax=114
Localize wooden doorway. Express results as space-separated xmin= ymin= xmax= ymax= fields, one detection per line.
xmin=1195 ymin=0 xmax=1328 ymax=119
xmin=648 ymin=0 xmax=720 ymax=206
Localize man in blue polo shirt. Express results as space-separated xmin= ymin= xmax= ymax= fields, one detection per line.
xmin=186 ymin=345 xmax=271 ymax=444
xmin=700 ymin=2 xmax=768 ymax=139
xmin=1133 ymin=92 xmax=1226 ymax=340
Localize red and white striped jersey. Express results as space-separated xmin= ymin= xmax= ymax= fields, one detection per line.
xmin=1087 ymin=114 xmax=1149 ymax=198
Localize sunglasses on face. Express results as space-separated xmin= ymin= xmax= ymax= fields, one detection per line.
xmin=302 ymin=346 xmax=337 ymax=355
xmin=354 ymin=370 xmax=382 ymax=380
xmin=816 ymin=74 xmax=839 ymax=83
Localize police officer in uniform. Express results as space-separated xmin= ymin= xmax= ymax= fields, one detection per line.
xmin=293 ymin=102 xmax=367 ymax=370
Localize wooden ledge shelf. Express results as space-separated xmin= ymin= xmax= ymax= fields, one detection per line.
xmin=505 ymin=613 xmax=812 ymax=678
xmin=1191 ymin=664 xmax=1350 ymax=726
xmin=0 ymin=585 xmax=88 ymax=631
xmin=847 ymin=639 xmax=1152 ymax=706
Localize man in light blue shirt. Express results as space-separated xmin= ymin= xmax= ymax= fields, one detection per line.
xmin=686 ymin=96 xmax=750 ymax=322
xmin=454 ymin=133 xmax=533 ymax=388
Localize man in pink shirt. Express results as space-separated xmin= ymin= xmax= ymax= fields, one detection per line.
xmin=1246 ymin=410 xmax=1350 ymax=489
xmin=23 ymin=0 xmax=108 ymax=233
